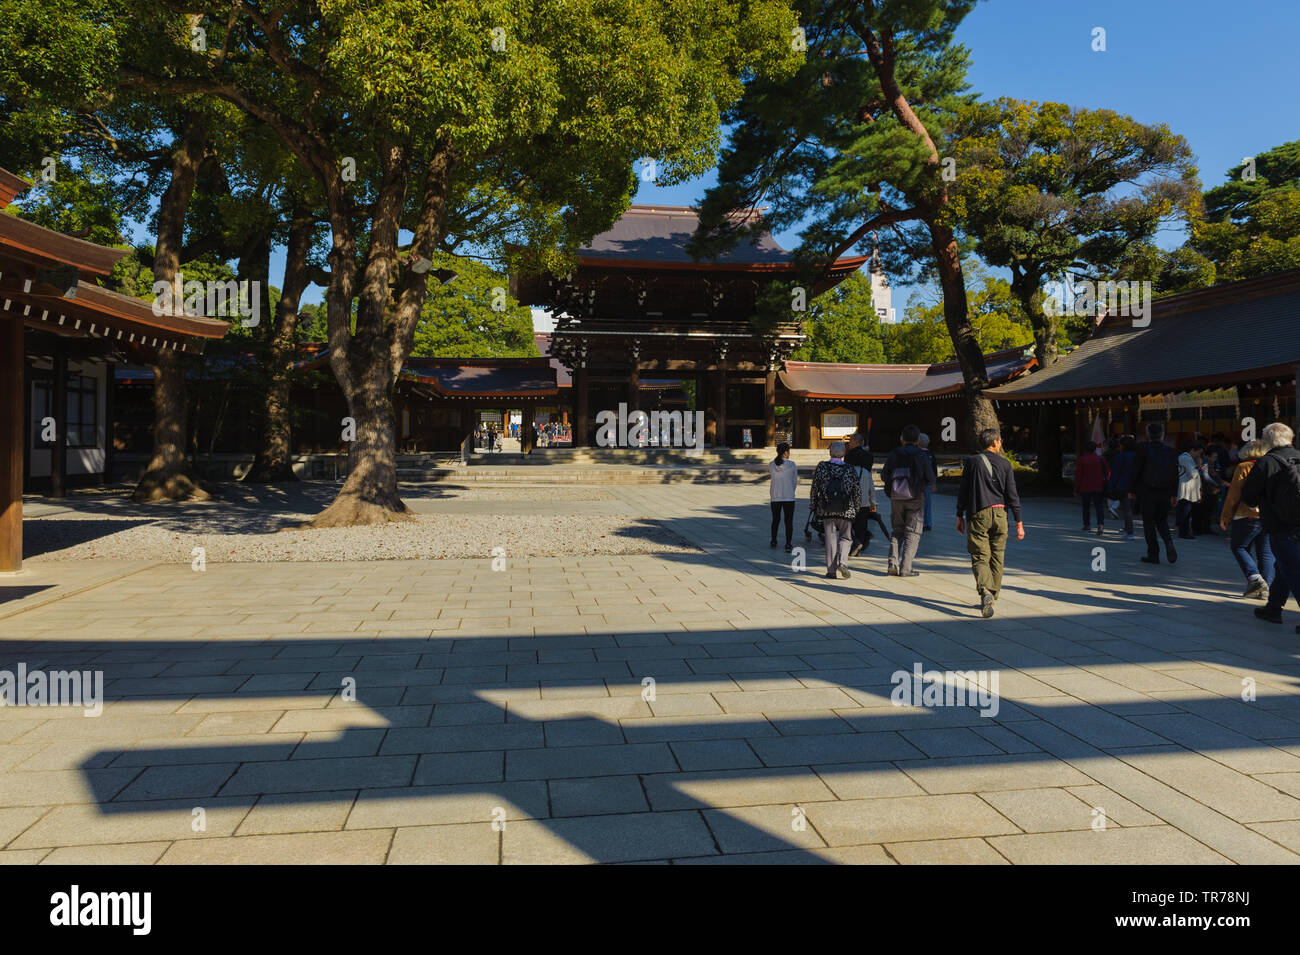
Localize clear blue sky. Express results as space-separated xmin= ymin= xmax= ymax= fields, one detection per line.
xmin=294 ymin=0 xmax=1300 ymax=306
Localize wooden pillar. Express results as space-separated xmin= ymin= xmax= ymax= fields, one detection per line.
xmin=712 ymin=365 xmax=727 ymax=448
xmin=764 ymin=366 xmax=777 ymax=447
xmin=49 ymin=345 xmax=67 ymax=498
xmin=573 ymin=366 xmax=589 ymax=448
xmin=1 ymin=318 xmax=24 ymax=572
xmin=102 ymin=362 xmax=116 ymax=486
xmin=521 ymin=403 xmax=535 ymax=454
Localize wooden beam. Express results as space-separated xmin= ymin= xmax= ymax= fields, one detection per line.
xmin=0 ymin=317 xmax=23 ymax=571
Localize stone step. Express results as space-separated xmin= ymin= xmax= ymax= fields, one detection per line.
xmin=396 ymin=467 xmax=770 ymax=485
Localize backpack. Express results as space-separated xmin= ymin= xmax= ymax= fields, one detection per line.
xmin=1141 ymin=442 xmax=1178 ymax=490
xmin=822 ymin=464 xmax=856 ymax=514
xmin=889 ymin=449 xmax=922 ymax=500
xmin=1268 ymin=454 xmax=1300 ymax=526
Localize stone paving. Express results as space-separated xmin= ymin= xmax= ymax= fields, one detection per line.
xmin=2 ymin=482 xmax=1300 ymax=864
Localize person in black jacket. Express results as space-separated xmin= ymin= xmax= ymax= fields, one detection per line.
xmin=881 ymin=424 xmax=937 ymax=577
xmin=1130 ymin=422 xmax=1179 ymax=565
xmin=1241 ymin=422 xmax=1300 ymax=631
xmin=956 ymin=428 xmax=1025 ymax=618
xmin=845 ymin=432 xmax=877 ymax=557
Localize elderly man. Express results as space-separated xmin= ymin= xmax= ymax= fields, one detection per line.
xmin=1242 ymin=422 xmax=1300 ymax=631
xmin=810 ymin=440 xmax=861 ymax=579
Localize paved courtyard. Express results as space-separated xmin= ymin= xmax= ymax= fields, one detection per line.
xmin=2 ymin=483 xmax=1300 ymax=864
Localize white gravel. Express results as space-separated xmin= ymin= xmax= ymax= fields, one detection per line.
xmin=24 ymin=484 xmax=698 ymax=564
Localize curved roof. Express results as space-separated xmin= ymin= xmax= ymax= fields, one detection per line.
xmin=576 ymin=205 xmax=869 ymax=274
xmin=987 ymin=270 xmax=1300 ymax=402
xmin=780 ymin=348 xmax=1036 ymax=401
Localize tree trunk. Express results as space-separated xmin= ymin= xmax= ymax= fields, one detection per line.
xmin=309 ymin=373 xmax=410 ymax=527
xmin=133 ymin=113 xmax=218 ymax=503
xmin=310 ymin=145 xmax=455 ymax=527
xmin=932 ymin=225 xmax=997 ymax=444
xmin=247 ymin=212 xmax=312 ymax=483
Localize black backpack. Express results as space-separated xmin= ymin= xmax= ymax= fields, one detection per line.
xmin=1141 ymin=442 xmax=1178 ymax=490
xmin=1268 ymin=453 xmax=1300 ymax=526
xmin=823 ymin=464 xmax=856 ymax=513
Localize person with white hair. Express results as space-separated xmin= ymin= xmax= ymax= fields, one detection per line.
xmin=810 ymin=440 xmax=861 ymax=579
xmin=1241 ymin=422 xmax=1300 ymax=630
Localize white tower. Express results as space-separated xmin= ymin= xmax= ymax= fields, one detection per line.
xmin=869 ymin=239 xmax=895 ymax=324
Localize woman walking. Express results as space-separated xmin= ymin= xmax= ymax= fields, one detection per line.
xmin=1176 ymin=440 xmax=1204 ymax=539
xmin=1220 ymin=440 xmax=1274 ymax=599
xmin=769 ymin=442 xmax=798 ymax=552
xmin=1074 ymin=442 xmax=1109 ymax=534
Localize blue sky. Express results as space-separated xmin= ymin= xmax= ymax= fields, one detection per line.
xmin=292 ymin=0 xmax=1300 ymax=307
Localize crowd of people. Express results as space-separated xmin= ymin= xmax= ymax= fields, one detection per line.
xmin=772 ymin=419 xmax=1300 ymax=627
xmin=777 ymin=424 xmax=1023 ymax=618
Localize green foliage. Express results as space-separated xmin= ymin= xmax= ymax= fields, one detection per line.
xmin=1189 ymin=141 xmax=1300 ymax=282
xmin=792 ymin=271 xmax=885 ymax=363
xmin=947 ymin=97 xmax=1199 ymax=356
xmin=412 ymin=253 xmax=538 ymax=358
xmin=6 ymin=165 xmax=126 ymax=246
xmin=885 ymin=267 xmax=1036 ymax=364
xmin=692 ymin=0 xmax=979 ymax=283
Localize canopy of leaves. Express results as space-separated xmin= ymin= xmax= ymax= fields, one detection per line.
xmin=791 ymin=271 xmax=884 ymax=363
xmin=412 ymin=253 xmax=538 ymax=358
xmin=691 ymin=0 xmax=979 ymax=285
xmin=1190 ymin=140 xmax=1300 ymax=282
xmin=885 ymin=267 xmax=1037 ymax=364
xmin=947 ymin=97 xmax=1199 ymax=346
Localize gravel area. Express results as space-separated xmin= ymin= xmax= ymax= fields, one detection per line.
xmin=23 ymin=484 xmax=697 ymax=563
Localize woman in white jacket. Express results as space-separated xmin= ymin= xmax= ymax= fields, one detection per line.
xmin=1176 ymin=441 xmax=1203 ymax=539
xmin=769 ymin=442 xmax=798 ymax=552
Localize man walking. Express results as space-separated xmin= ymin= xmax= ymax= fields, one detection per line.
xmin=881 ymin=424 xmax=937 ymax=577
xmin=956 ymin=428 xmax=1025 ymax=618
xmin=1130 ymin=422 xmax=1179 ymax=564
xmin=1241 ymin=422 xmax=1300 ymax=631
xmin=810 ymin=440 xmax=861 ymax=579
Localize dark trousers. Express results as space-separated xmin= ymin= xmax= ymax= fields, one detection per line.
xmin=1080 ymin=492 xmax=1105 ymax=528
xmin=1193 ymin=497 xmax=1214 ymax=535
xmin=770 ymin=501 xmax=794 ymax=545
xmin=1140 ymin=493 xmax=1175 ymax=557
xmin=1114 ymin=494 xmax=1134 ymax=535
xmin=1229 ymin=519 xmax=1274 ymax=584
xmin=1175 ymin=499 xmax=1195 ymax=537
xmin=1264 ymin=529 xmax=1300 ymax=613
xmin=852 ymin=509 xmax=873 ymax=550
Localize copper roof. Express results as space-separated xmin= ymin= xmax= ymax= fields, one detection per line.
xmin=780 ymin=348 xmax=1036 ymax=400
xmin=987 ymin=270 xmax=1300 ymax=402
xmin=575 ymin=205 xmax=868 ymax=273
xmin=400 ymin=357 xmax=558 ymax=398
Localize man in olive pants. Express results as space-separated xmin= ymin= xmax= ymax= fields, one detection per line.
xmin=956 ymin=428 xmax=1025 ymax=618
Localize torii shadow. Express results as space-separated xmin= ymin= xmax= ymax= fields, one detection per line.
xmin=38 ymin=624 xmax=1300 ymax=864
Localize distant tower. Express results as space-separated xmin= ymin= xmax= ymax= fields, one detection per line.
xmin=868 ymin=234 xmax=895 ymax=324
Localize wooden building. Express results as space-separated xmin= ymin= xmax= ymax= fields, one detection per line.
xmin=986 ymin=270 xmax=1300 ymax=451
xmin=0 ymin=167 xmax=228 ymax=571
xmin=513 ymin=205 xmax=866 ymax=447
xmin=777 ymin=348 xmax=1037 ymax=452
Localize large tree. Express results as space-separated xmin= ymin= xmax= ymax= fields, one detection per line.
xmin=115 ymin=0 xmax=798 ymax=526
xmin=948 ymin=98 xmax=1200 ymax=366
xmin=692 ymin=0 xmax=998 ymax=444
